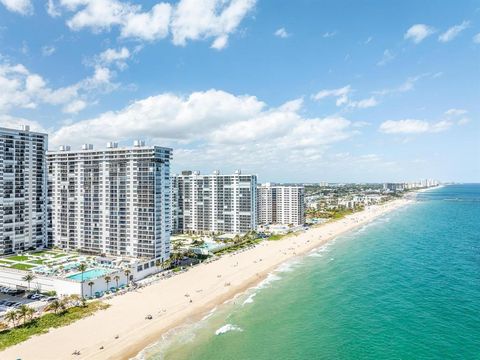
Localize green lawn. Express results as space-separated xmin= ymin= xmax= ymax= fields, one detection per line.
xmin=5 ymin=255 xmax=29 ymax=262
xmin=29 ymin=259 xmax=45 ymax=265
xmin=0 ymin=301 xmax=109 ymax=351
xmin=10 ymin=263 xmax=36 ymax=270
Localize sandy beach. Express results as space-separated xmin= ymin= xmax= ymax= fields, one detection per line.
xmin=0 ymin=198 xmax=412 ymax=360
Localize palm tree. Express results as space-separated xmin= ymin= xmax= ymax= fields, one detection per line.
xmin=114 ymin=275 xmax=120 ymax=289
xmin=88 ymin=281 xmax=94 ymax=297
xmin=5 ymin=311 xmax=18 ymax=327
xmin=26 ymin=307 xmax=35 ymax=322
xmin=124 ymin=269 xmax=131 ymax=286
xmin=163 ymin=259 xmax=172 ymax=270
xmin=68 ymin=294 xmax=81 ymax=307
xmin=22 ymin=273 xmax=35 ymax=292
xmin=47 ymin=299 xmax=62 ymax=314
xmin=77 ymin=262 xmax=88 ymax=298
xmin=104 ymin=275 xmax=111 ymax=291
xmin=18 ymin=304 xmax=33 ymax=325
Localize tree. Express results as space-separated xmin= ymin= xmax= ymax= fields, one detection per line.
xmin=18 ymin=304 xmax=34 ymax=325
xmin=47 ymin=299 xmax=62 ymax=314
xmin=114 ymin=275 xmax=120 ymax=289
xmin=124 ymin=269 xmax=131 ymax=286
xmin=5 ymin=311 xmax=18 ymax=327
xmin=163 ymin=259 xmax=172 ymax=270
xmin=88 ymin=281 xmax=94 ymax=297
xmin=77 ymin=262 xmax=88 ymax=298
xmin=104 ymin=275 xmax=111 ymax=291
xmin=68 ymin=294 xmax=81 ymax=307
xmin=22 ymin=273 xmax=35 ymax=292
xmin=26 ymin=306 xmax=35 ymax=322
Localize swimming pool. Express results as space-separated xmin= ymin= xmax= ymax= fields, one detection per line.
xmin=67 ymin=268 xmax=110 ymax=281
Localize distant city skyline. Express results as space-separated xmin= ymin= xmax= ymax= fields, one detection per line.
xmin=0 ymin=0 xmax=478 ymax=183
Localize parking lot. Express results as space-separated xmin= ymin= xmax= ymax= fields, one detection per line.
xmin=0 ymin=287 xmax=55 ymax=318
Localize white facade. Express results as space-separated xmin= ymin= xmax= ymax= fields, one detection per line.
xmin=0 ymin=126 xmax=48 ymax=254
xmin=172 ymin=170 xmax=257 ymax=234
xmin=47 ymin=142 xmax=172 ymax=261
xmin=257 ymin=183 xmax=305 ymax=226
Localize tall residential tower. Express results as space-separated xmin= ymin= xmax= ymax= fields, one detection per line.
xmin=172 ymin=170 xmax=257 ymax=234
xmin=0 ymin=126 xmax=48 ymax=254
xmin=257 ymin=183 xmax=305 ymax=226
xmin=47 ymin=141 xmax=172 ymax=260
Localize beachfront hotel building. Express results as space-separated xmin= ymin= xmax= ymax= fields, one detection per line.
xmin=0 ymin=126 xmax=48 ymax=255
xmin=257 ymin=183 xmax=305 ymax=226
xmin=172 ymin=170 xmax=257 ymax=234
xmin=47 ymin=141 xmax=172 ymax=261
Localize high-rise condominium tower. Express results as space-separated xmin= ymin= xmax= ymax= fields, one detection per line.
xmin=47 ymin=141 xmax=172 ymax=260
xmin=257 ymin=183 xmax=305 ymax=226
xmin=172 ymin=170 xmax=257 ymax=234
xmin=0 ymin=125 xmax=48 ymax=254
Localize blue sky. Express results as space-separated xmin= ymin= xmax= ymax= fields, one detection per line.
xmin=0 ymin=0 xmax=479 ymax=183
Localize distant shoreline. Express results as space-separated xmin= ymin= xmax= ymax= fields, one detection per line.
xmin=0 ymin=197 xmax=413 ymax=360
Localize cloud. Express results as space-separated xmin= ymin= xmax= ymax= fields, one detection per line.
xmin=42 ymin=45 xmax=56 ymax=57
xmin=97 ymin=47 xmax=131 ymax=69
xmin=0 ymin=114 xmax=48 ymax=133
xmin=404 ymin=24 xmax=435 ymax=44
xmin=63 ymin=99 xmax=87 ymax=114
xmin=52 ymin=0 xmax=255 ymax=49
xmin=312 ymin=85 xmax=351 ymax=106
xmin=445 ymin=108 xmax=470 ymax=125
xmin=120 ymin=3 xmax=171 ymax=41
xmin=445 ymin=108 xmax=467 ymax=117
xmin=0 ymin=59 xmax=117 ymax=114
xmin=347 ymin=96 xmax=378 ymax=109
xmin=46 ymin=0 xmax=60 ymax=17
xmin=373 ymin=74 xmax=425 ymax=96
xmin=379 ymin=119 xmax=452 ymax=134
xmin=473 ymin=33 xmax=480 ymax=44
xmin=0 ymin=0 xmax=33 ymax=15
xmin=274 ymin=27 xmax=289 ymax=38
xmin=171 ymin=0 xmax=256 ymax=48
xmin=49 ymin=90 xmax=354 ymax=169
xmin=312 ymin=86 xmax=378 ymax=109
xmin=438 ymin=21 xmax=470 ymax=42
xmin=377 ymin=49 xmax=394 ymax=66
xmin=322 ymin=31 xmax=337 ymax=38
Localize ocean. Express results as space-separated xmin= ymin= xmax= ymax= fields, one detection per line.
xmin=140 ymin=184 xmax=480 ymax=360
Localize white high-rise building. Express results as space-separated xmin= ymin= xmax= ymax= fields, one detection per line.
xmin=47 ymin=141 xmax=172 ymax=260
xmin=172 ymin=170 xmax=257 ymax=234
xmin=0 ymin=126 xmax=48 ymax=254
xmin=257 ymin=183 xmax=305 ymax=226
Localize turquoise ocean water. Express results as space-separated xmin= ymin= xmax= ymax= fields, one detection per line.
xmin=141 ymin=184 xmax=480 ymax=360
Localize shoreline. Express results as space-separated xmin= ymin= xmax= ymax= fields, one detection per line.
xmin=0 ymin=198 xmax=413 ymax=360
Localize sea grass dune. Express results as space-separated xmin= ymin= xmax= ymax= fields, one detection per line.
xmin=0 ymin=199 xmax=410 ymax=360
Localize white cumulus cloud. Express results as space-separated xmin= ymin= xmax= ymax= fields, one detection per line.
xmin=404 ymin=24 xmax=435 ymax=44
xmin=0 ymin=0 xmax=33 ymax=15
xmin=49 ymin=90 xmax=354 ymax=169
xmin=52 ymin=0 xmax=255 ymax=49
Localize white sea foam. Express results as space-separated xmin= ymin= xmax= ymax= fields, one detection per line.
xmin=242 ymin=292 xmax=257 ymax=305
xmin=255 ymin=273 xmax=281 ymax=289
xmin=276 ymin=261 xmax=298 ymax=273
xmin=201 ymin=307 xmax=217 ymax=321
xmin=215 ymin=324 xmax=243 ymax=335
